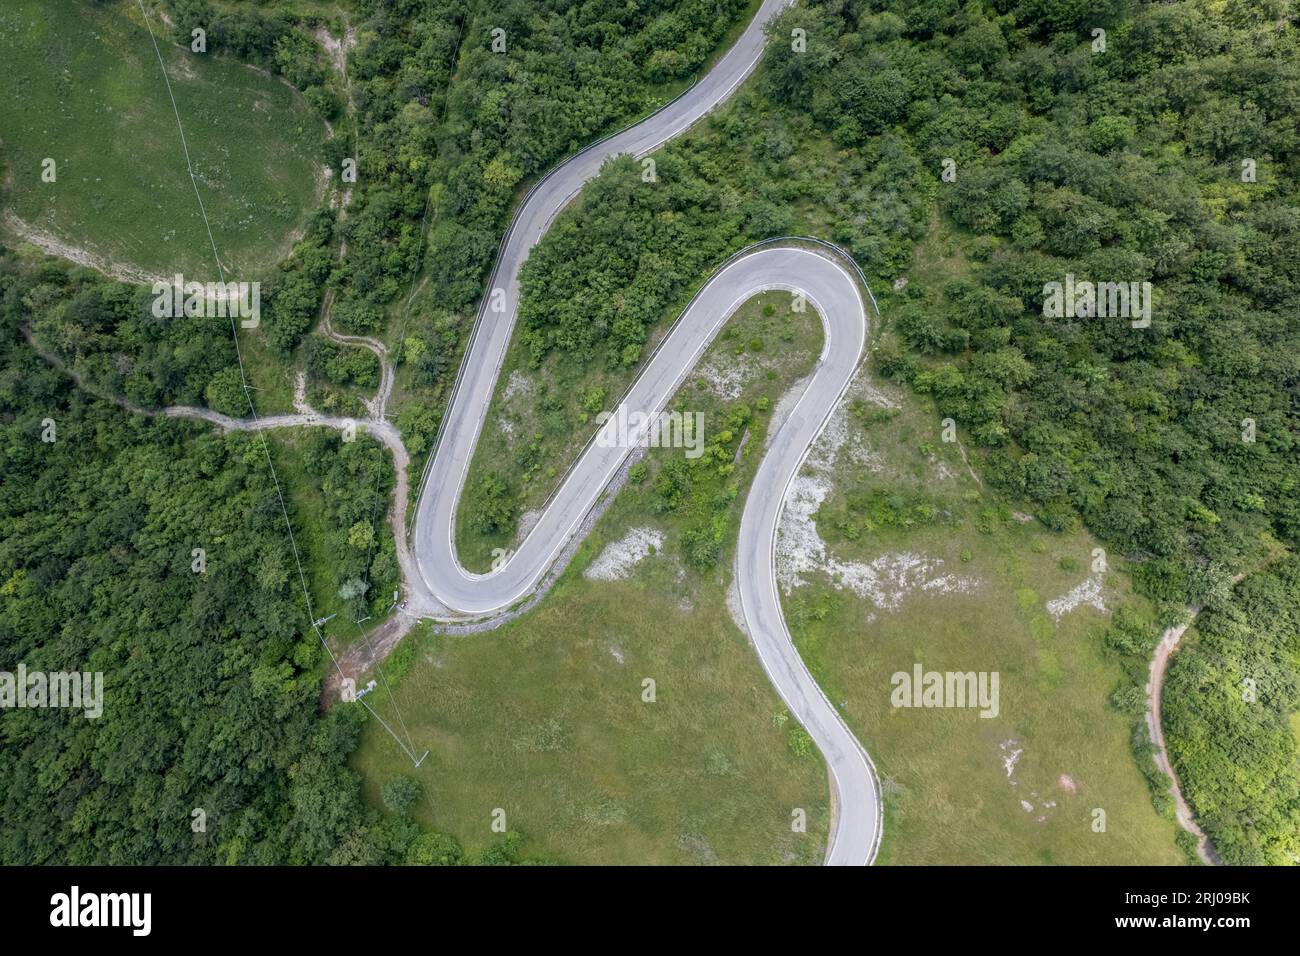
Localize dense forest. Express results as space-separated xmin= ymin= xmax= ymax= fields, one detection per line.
xmin=0 ymin=251 xmax=549 ymax=864
xmin=1165 ymin=559 xmax=1300 ymax=865
xmin=0 ymin=255 xmax=375 ymax=861
xmin=778 ymin=0 xmax=1300 ymax=859
xmin=166 ymin=0 xmax=750 ymax=335
xmin=421 ymin=0 xmax=750 ymax=314
xmin=512 ymin=0 xmax=1300 ymax=618
xmin=0 ymin=0 xmax=757 ymax=863
xmin=160 ymin=0 xmax=755 ymax=462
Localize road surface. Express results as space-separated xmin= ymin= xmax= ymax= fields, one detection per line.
xmin=407 ymin=0 xmax=882 ymax=865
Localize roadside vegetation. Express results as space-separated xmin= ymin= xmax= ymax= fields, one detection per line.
xmin=4 ymin=0 xmax=1296 ymax=866
xmin=1 ymin=0 xmax=784 ymax=865
xmin=454 ymin=103 xmax=888 ymax=566
xmin=0 ymin=250 xmax=414 ymax=863
xmin=0 ymin=242 xmax=538 ymax=865
xmin=463 ymin=0 xmax=1300 ymax=622
xmin=157 ymin=0 xmax=758 ymax=387
xmin=2 ymin=0 xmax=762 ymax=630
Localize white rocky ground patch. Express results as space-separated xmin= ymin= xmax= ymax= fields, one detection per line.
xmin=1000 ymin=739 xmax=1067 ymax=822
xmin=933 ymin=457 xmax=959 ymax=483
xmin=493 ymin=370 xmax=534 ymax=438
xmin=765 ymin=372 xmax=810 ymax=447
xmin=584 ymin=527 xmax=663 ymax=581
xmin=696 ymin=351 xmax=752 ymax=399
xmin=1045 ymin=574 xmax=1107 ymax=620
xmin=292 ymin=371 xmax=317 ymax=417
xmin=1001 ymin=739 xmax=1023 ymax=781
xmin=502 ymin=369 xmax=533 ymax=403
xmin=830 ymin=550 xmax=978 ymax=610
xmin=314 ymin=26 xmax=351 ymax=77
xmin=775 ymin=372 xmax=978 ymax=607
xmin=4 ymin=213 xmax=162 ymax=286
xmin=858 ymin=380 xmax=900 ymax=410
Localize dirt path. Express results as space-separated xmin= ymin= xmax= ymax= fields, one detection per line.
xmin=23 ymin=302 xmax=1244 ymax=863
xmin=1146 ymin=611 xmax=1219 ymax=865
xmin=309 ymin=20 xmax=400 ymax=417
xmin=29 ymin=314 xmax=622 ymax=708
xmin=320 ymin=609 xmax=419 ymax=706
xmin=1147 ymin=570 xmax=1258 ymax=866
xmin=956 ymin=440 xmax=982 ymax=486
xmin=24 ymin=320 xmax=437 ymax=624
xmin=22 ymin=13 xmax=429 ymax=699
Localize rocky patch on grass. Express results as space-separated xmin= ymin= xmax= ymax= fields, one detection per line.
xmin=1045 ymin=574 xmax=1107 ymax=620
xmin=584 ymin=527 xmax=663 ymax=581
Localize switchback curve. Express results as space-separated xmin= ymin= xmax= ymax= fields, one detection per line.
xmin=408 ymin=0 xmax=882 ymax=864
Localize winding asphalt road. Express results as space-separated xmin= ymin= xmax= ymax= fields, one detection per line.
xmin=409 ymin=0 xmax=882 ymax=864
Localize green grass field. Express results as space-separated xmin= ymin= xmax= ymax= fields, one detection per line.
xmin=0 ymin=0 xmax=327 ymax=280
xmin=780 ymin=362 xmax=1184 ymax=864
xmin=353 ymin=293 xmax=836 ymax=864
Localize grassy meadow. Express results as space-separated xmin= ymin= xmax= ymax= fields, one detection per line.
xmin=353 ymin=293 xmax=836 ymax=864
xmin=0 ymin=0 xmax=326 ymax=279
xmin=779 ymin=354 xmax=1184 ymax=864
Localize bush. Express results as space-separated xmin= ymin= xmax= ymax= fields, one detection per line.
xmin=382 ymin=776 xmax=422 ymax=815
xmin=787 ymin=724 xmax=814 ymax=758
xmin=468 ymin=473 xmax=517 ymax=535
